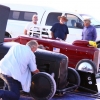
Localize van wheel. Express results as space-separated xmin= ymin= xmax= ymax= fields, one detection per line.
xmin=96 ymin=41 xmax=100 ymax=48
xmin=97 ymin=43 xmax=100 ymax=48
xmin=75 ymin=59 xmax=97 ymax=74
xmin=67 ymin=67 xmax=80 ymax=90
xmin=5 ymin=32 xmax=11 ymax=38
xmin=30 ymin=72 xmax=56 ymax=100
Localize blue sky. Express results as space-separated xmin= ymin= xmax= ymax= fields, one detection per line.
xmin=1 ymin=0 xmax=100 ymax=20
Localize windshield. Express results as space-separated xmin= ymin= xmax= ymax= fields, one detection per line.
xmin=80 ymin=14 xmax=100 ymax=27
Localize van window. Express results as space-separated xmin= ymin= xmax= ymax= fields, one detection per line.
xmin=12 ymin=11 xmax=20 ymax=19
xmin=24 ymin=12 xmax=36 ymax=21
xmin=80 ymin=14 xmax=100 ymax=26
xmin=65 ymin=14 xmax=83 ymax=28
xmin=9 ymin=10 xmax=37 ymax=21
xmin=9 ymin=11 xmax=20 ymax=20
xmin=45 ymin=12 xmax=62 ymax=26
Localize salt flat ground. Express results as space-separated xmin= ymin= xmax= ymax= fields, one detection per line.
xmin=19 ymin=79 xmax=100 ymax=100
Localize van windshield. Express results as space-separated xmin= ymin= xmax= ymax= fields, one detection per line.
xmin=80 ymin=14 xmax=100 ymax=28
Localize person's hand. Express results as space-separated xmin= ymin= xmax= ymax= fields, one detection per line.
xmin=32 ymin=69 xmax=40 ymax=74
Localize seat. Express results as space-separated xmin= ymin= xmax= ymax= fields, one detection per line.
xmin=71 ymin=20 xmax=76 ymax=27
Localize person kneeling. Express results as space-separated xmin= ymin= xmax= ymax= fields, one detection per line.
xmin=0 ymin=40 xmax=39 ymax=100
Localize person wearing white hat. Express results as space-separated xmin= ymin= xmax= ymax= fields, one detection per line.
xmin=82 ymin=18 xmax=97 ymax=41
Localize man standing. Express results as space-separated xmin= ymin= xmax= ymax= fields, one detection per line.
xmin=0 ymin=40 xmax=39 ymax=100
xmin=24 ymin=14 xmax=41 ymax=36
xmin=82 ymin=19 xmax=97 ymax=41
xmin=50 ymin=16 xmax=69 ymax=41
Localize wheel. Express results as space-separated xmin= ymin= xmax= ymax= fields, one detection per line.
xmin=96 ymin=42 xmax=100 ymax=48
xmin=97 ymin=43 xmax=100 ymax=48
xmin=30 ymin=72 xmax=56 ymax=100
xmin=96 ymin=41 xmax=100 ymax=48
xmin=5 ymin=32 xmax=11 ymax=38
xmin=75 ymin=59 xmax=97 ymax=74
xmin=67 ymin=67 xmax=80 ymax=89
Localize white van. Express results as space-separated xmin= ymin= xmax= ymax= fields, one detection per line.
xmin=2 ymin=3 xmax=100 ymax=43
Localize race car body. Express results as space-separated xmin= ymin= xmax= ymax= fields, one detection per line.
xmin=4 ymin=36 xmax=100 ymax=73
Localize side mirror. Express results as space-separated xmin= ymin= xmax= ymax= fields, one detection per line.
xmin=75 ymin=22 xmax=83 ymax=29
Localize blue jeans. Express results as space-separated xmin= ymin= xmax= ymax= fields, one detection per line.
xmin=0 ymin=73 xmax=20 ymax=100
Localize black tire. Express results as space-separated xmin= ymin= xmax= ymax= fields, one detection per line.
xmin=67 ymin=67 xmax=80 ymax=89
xmin=75 ymin=59 xmax=97 ymax=74
xmin=30 ymin=72 xmax=56 ymax=100
xmin=96 ymin=41 xmax=100 ymax=48
xmin=97 ymin=42 xmax=100 ymax=48
xmin=5 ymin=32 xmax=11 ymax=38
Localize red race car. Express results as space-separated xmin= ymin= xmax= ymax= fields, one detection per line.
xmin=4 ymin=36 xmax=100 ymax=74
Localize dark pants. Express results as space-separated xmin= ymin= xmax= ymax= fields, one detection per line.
xmin=0 ymin=73 xmax=20 ymax=100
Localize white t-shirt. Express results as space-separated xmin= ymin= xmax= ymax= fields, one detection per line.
xmin=0 ymin=44 xmax=37 ymax=92
xmin=25 ymin=22 xmax=41 ymax=36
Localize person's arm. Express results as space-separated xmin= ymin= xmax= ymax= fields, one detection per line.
xmin=93 ymin=27 xmax=97 ymax=41
xmin=32 ymin=69 xmax=40 ymax=74
xmin=28 ymin=53 xmax=40 ymax=75
xmin=24 ymin=22 xmax=30 ymax=35
xmin=64 ymin=26 xmax=69 ymax=40
xmin=64 ymin=34 xmax=67 ymax=41
xmin=82 ymin=32 xmax=83 ymax=40
xmin=51 ymin=31 xmax=54 ymax=39
xmin=24 ymin=29 xmax=28 ymax=35
xmin=50 ymin=23 xmax=56 ymax=39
